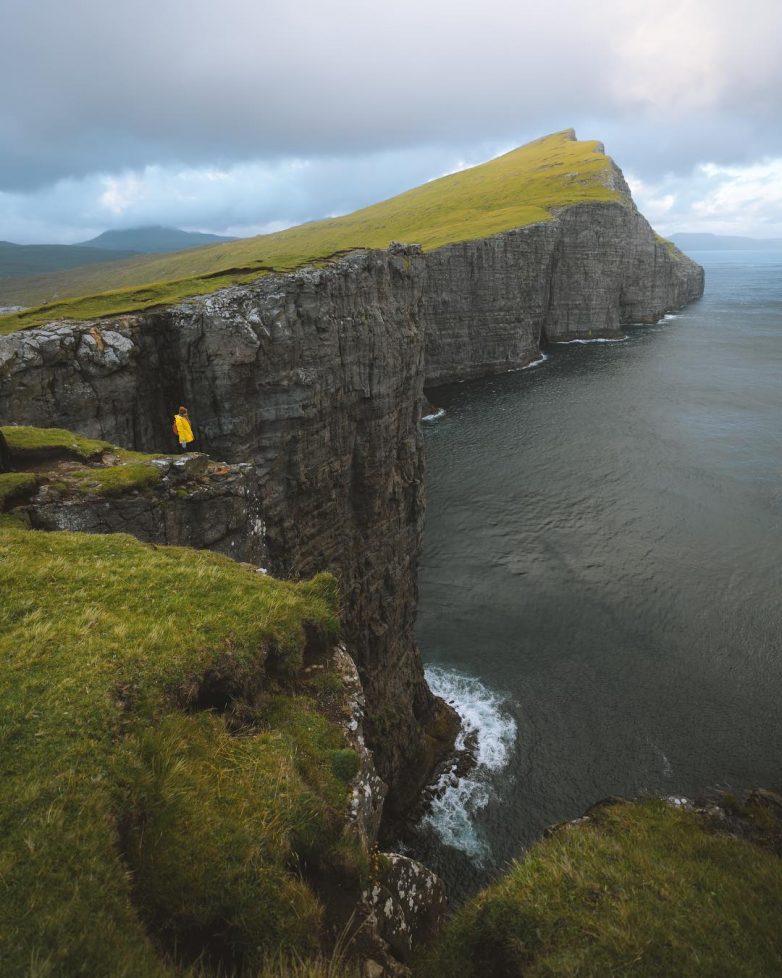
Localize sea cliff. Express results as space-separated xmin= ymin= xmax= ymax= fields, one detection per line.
xmin=0 ymin=190 xmax=703 ymax=800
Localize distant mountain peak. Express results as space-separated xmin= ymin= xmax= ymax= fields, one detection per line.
xmin=78 ymin=226 xmax=237 ymax=254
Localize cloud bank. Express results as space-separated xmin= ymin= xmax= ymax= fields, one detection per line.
xmin=1 ymin=0 xmax=780 ymax=241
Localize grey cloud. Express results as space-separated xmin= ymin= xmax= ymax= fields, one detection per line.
xmin=3 ymin=0 xmax=779 ymax=189
xmin=0 ymin=143 xmax=510 ymax=243
xmin=1 ymin=0 xmax=780 ymax=239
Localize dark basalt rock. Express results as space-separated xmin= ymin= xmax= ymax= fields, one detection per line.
xmin=421 ymin=167 xmax=703 ymax=384
xmin=0 ymin=430 xmax=10 ymax=472
xmin=0 ymin=201 xmax=703 ymax=800
xmin=19 ymin=455 xmax=263 ymax=562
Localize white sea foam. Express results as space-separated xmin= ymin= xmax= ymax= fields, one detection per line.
xmin=553 ymin=335 xmax=628 ymax=345
xmin=421 ymin=666 xmax=518 ymax=860
xmin=506 ymin=352 xmax=548 ymax=372
xmin=422 ymin=407 xmax=446 ymax=422
xmin=663 ymin=313 xmax=678 ymax=320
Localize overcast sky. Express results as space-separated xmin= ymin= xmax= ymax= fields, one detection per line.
xmin=1 ymin=0 xmax=781 ymax=243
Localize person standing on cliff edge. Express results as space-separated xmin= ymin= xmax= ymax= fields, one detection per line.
xmin=173 ymin=406 xmax=194 ymax=452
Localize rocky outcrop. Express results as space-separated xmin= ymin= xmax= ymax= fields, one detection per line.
xmin=420 ymin=167 xmax=703 ymax=385
xmin=332 ymin=644 xmax=389 ymax=849
xmin=0 ymin=194 xmax=703 ymax=803
xmin=0 ymin=248 xmax=444 ymax=803
xmin=360 ymin=853 xmax=447 ymax=970
xmin=16 ymin=452 xmax=265 ymax=562
xmin=330 ymin=644 xmax=448 ymax=977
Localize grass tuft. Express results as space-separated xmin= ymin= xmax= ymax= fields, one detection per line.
xmin=0 ymin=471 xmax=37 ymax=508
xmin=0 ymin=425 xmax=113 ymax=462
xmin=65 ymin=460 xmax=163 ymax=495
xmin=0 ymin=425 xmax=178 ymax=501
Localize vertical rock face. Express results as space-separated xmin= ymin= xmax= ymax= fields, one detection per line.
xmin=420 ymin=171 xmax=703 ymax=385
xmin=19 ymin=456 xmax=264 ymax=562
xmin=0 ymin=248 xmax=438 ymax=794
xmin=0 ymin=202 xmax=704 ymax=800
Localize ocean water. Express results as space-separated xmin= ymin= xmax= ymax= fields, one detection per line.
xmin=412 ymin=252 xmax=782 ymax=900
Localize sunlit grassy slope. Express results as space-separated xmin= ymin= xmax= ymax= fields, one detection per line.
xmin=0 ymin=130 xmax=621 ymax=332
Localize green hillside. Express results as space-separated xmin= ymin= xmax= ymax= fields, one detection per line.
xmin=0 ymin=241 xmax=137 ymax=279
xmin=0 ymin=513 xmax=365 ymax=977
xmin=420 ymin=798 xmax=782 ymax=978
xmin=0 ymin=130 xmax=621 ymax=333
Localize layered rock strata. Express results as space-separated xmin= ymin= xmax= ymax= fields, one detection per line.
xmin=420 ymin=169 xmax=703 ymax=384
xmin=0 ymin=207 xmax=704 ymax=801
xmin=14 ymin=452 xmax=264 ymax=562
xmin=0 ymin=248 xmax=443 ymax=802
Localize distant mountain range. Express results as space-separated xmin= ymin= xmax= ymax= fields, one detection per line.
xmin=671 ymin=232 xmax=782 ymax=251
xmin=77 ymin=226 xmax=236 ymax=253
xmin=0 ymin=226 xmax=237 ymax=280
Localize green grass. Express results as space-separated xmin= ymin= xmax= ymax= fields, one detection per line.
xmin=0 ymin=471 xmax=36 ymax=507
xmin=0 ymin=426 xmax=178 ymax=508
xmin=0 ymin=130 xmax=621 ymax=333
xmin=0 ymin=425 xmax=113 ymax=461
xmin=654 ymin=231 xmax=685 ymax=259
xmin=0 ymin=519 xmax=366 ymax=977
xmin=418 ymin=799 xmax=782 ymax=978
xmin=65 ymin=460 xmax=164 ymax=495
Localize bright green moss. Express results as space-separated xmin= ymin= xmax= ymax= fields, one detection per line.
xmin=419 ymin=799 xmax=782 ymax=978
xmin=0 ymin=425 xmax=175 ymax=499
xmin=0 ymin=424 xmax=113 ymax=461
xmin=0 ymin=131 xmax=622 ymax=332
xmin=66 ymin=460 xmax=163 ymax=495
xmin=0 ymin=521 xmax=351 ymax=977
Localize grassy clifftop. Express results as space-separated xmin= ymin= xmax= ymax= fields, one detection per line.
xmin=0 ymin=425 xmax=172 ymax=506
xmin=419 ymin=798 xmax=782 ymax=978
xmin=0 ymin=516 xmax=366 ymax=977
xmin=0 ymin=130 xmax=620 ymax=332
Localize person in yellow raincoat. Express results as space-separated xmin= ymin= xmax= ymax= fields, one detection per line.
xmin=173 ymin=406 xmax=194 ymax=451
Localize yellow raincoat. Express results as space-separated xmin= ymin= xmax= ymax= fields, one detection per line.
xmin=174 ymin=414 xmax=194 ymax=444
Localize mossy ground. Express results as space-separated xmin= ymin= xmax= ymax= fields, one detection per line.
xmin=0 ymin=425 xmax=177 ymax=507
xmin=418 ymin=798 xmax=782 ymax=978
xmin=0 ymin=517 xmax=365 ymax=978
xmin=0 ymin=131 xmax=621 ymax=332
xmin=1 ymin=425 xmax=113 ymax=461
xmin=0 ymin=470 xmax=37 ymax=506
